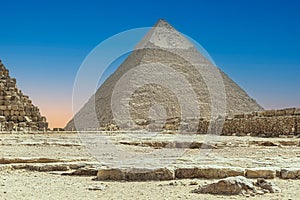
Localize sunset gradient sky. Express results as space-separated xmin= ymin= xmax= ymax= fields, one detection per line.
xmin=0 ymin=0 xmax=300 ymax=128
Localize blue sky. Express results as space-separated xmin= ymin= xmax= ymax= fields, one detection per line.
xmin=0 ymin=0 xmax=299 ymax=127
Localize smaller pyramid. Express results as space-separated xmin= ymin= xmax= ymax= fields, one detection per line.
xmin=0 ymin=60 xmax=48 ymax=131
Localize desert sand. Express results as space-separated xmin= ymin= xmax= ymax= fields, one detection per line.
xmin=0 ymin=132 xmax=299 ymax=199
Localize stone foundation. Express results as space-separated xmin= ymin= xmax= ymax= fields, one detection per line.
xmin=220 ymin=108 xmax=300 ymax=137
xmin=167 ymin=108 xmax=300 ymax=137
xmin=96 ymin=166 xmax=300 ymax=181
xmin=93 ymin=108 xmax=300 ymax=137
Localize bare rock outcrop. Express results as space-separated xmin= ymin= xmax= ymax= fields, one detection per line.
xmin=192 ymin=176 xmax=281 ymax=196
xmin=192 ymin=176 xmax=256 ymax=195
xmin=255 ymin=178 xmax=281 ymax=193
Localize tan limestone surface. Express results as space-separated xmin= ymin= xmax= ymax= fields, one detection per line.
xmin=0 ymin=133 xmax=299 ymax=199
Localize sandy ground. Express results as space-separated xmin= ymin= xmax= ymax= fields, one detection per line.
xmin=0 ymin=133 xmax=299 ymax=199
xmin=0 ymin=170 xmax=298 ymax=200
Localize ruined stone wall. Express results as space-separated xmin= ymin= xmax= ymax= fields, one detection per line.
xmin=0 ymin=61 xmax=48 ymax=131
xmin=120 ymin=108 xmax=300 ymax=137
xmin=81 ymin=108 xmax=300 ymax=138
xmin=71 ymin=107 xmax=300 ymax=138
xmin=220 ymin=108 xmax=300 ymax=137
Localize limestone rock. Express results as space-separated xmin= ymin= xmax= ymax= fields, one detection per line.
xmin=280 ymin=168 xmax=300 ymax=179
xmin=245 ymin=167 xmax=278 ymax=179
xmin=174 ymin=167 xmax=200 ymax=179
xmin=97 ymin=169 xmax=126 ymax=181
xmin=192 ymin=176 xmax=256 ymax=195
xmin=192 ymin=177 xmax=281 ymax=196
xmin=222 ymin=108 xmax=300 ymax=137
xmin=67 ymin=167 xmax=98 ymax=176
xmin=26 ymin=164 xmax=70 ymax=172
xmin=198 ymin=166 xmax=245 ymax=179
xmin=97 ymin=168 xmax=174 ymax=181
xmin=0 ymin=157 xmax=61 ymax=164
xmin=0 ymin=116 xmax=5 ymax=122
xmin=175 ymin=166 xmax=244 ymax=179
xmin=87 ymin=184 xmax=107 ymax=191
xmin=255 ymin=178 xmax=281 ymax=193
xmin=0 ymin=60 xmax=48 ymax=131
xmin=0 ymin=157 xmax=89 ymax=164
xmin=125 ymin=168 xmax=174 ymax=181
xmin=10 ymin=162 xmax=96 ymax=173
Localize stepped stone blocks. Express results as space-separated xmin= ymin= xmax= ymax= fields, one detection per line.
xmin=67 ymin=106 xmax=300 ymax=137
xmin=220 ymin=108 xmax=300 ymax=137
xmin=96 ymin=107 xmax=300 ymax=137
xmin=0 ymin=60 xmax=48 ymax=131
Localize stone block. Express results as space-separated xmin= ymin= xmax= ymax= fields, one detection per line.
xmin=125 ymin=168 xmax=174 ymax=181
xmin=175 ymin=166 xmax=244 ymax=179
xmin=294 ymin=108 xmax=300 ymax=115
xmin=0 ymin=116 xmax=5 ymax=122
xmin=197 ymin=166 xmax=245 ymax=179
xmin=280 ymin=168 xmax=300 ymax=179
xmin=96 ymin=169 xmax=126 ymax=181
xmin=261 ymin=110 xmax=276 ymax=117
xmin=97 ymin=168 xmax=174 ymax=181
xmin=234 ymin=114 xmax=244 ymax=119
xmin=245 ymin=167 xmax=278 ymax=179
xmin=285 ymin=108 xmax=295 ymax=115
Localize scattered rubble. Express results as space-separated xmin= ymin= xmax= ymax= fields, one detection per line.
xmin=87 ymin=184 xmax=107 ymax=191
xmin=192 ymin=176 xmax=281 ymax=196
xmin=280 ymin=168 xmax=300 ymax=179
xmin=192 ymin=176 xmax=257 ymax=195
xmin=255 ymin=178 xmax=281 ymax=193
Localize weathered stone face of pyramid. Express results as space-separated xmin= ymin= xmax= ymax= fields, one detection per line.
xmin=65 ymin=19 xmax=263 ymax=131
xmin=0 ymin=60 xmax=48 ymax=131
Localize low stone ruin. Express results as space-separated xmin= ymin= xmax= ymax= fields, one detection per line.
xmin=0 ymin=60 xmax=48 ymax=131
xmin=79 ymin=108 xmax=299 ymax=138
xmin=221 ymin=108 xmax=300 ymax=137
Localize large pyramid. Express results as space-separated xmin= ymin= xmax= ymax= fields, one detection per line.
xmin=65 ymin=19 xmax=263 ymax=131
xmin=0 ymin=60 xmax=48 ymax=131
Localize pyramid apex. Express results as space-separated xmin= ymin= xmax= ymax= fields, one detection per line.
xmin=154 ymin=19 xmax=172 ymax=28
xmin=136 ymin=19 xmax=193 ymax=50
xmin=156 ymin=18 xmax=167 ymax=23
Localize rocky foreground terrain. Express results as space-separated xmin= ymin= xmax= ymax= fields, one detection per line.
xmin=0 ymin=132 xmax=299 ymax=199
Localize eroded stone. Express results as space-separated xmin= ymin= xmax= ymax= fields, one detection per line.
xmin=280 ymin=168 xmax=300 ymax=179
xmin=192 ymin=176 xmax=256 ymax=195
xmin=246 ymin=168 xmax=278 ymax=179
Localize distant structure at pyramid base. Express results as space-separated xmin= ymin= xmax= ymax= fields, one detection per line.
xmin=65 ymin=19 xmax=263 ymax=132
xmin=0 ymin=60 xmax=48 ymax=132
